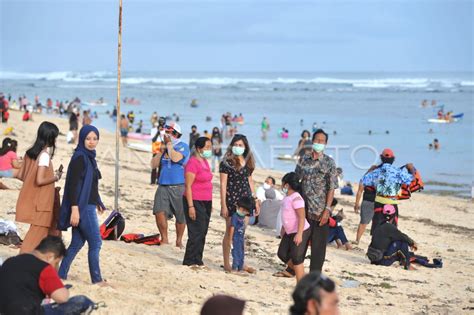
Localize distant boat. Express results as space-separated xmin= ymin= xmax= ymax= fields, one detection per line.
xmin=428 ymin=118 xmax=460 ymax=124
xmin=83 ymin=100 xmax=108 ymax=107
xmin=277 ymin=154 xmax=298 ymax=161
xmin=127 ymin=142 xmax=151 ymax=153
xmin=452 ymin=113 xmax=464 ymax=119
xmin=127 ymin=132 xmax=152 ymax=141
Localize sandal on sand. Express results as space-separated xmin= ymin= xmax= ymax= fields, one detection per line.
xmin=272 ymin=270 xmax=294 ymax=278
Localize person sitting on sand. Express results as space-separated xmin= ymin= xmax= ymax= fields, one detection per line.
xmin=361 ymin=148 xmax=415 ymax=235
xmin=276 ymin=172 xmax=311 ymax=282
xmin=367 ymin=205 xmax=418 ymax=270
xmin=290 ymin=272 xmax=339 ymax=315
xmin=256 ymin=176 xmax=284 ymax=202
xmin=0 ymin=236 xmax=95 ymax=314
xmin=327 ymin=199 xmax=352 ymax=250
xmin=0 ymin=138 xmax=22 ymax=180
xmin=151 ymin=122 xmax=190 ymax=247
xmin=22 ymin=110 xmax=31 ymax=121
xmin=230 ymin=196 xmax=254 ymax=273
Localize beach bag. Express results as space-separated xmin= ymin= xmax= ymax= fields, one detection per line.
xmin=367 ymin=246 xmax=384 ymax=263
xmin=398 ymin=166 xmax=424 ymax=200
xmin=100 ymin=211 xmax=125 ymax=240
xmin=134 ymin=234 xmax=161 ymax=245
xmin=120 ymin=233 xmax=144 ymax=243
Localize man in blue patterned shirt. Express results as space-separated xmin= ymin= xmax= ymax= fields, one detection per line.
xmin=362 ymin=148 xmax=415 ymax=234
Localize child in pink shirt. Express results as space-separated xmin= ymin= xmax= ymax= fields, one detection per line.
xmin=0 ymin=138 xmax=21 ymax=178
xmin=277 ymin=172 xmax=311 ymax=282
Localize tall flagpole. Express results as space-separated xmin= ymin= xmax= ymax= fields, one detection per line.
xmin=115 ymin=0 xmax=123 ymax=217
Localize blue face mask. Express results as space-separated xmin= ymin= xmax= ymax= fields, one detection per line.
xmin=232 ymin=146 xmax=245 ymax=156
xmin=171 ymin=137 xmax=180 ymax=146
xmin=236 ymin=210 xmax=246 ymax=217
xmin=313 ymin=143 xmax=325 ymax=152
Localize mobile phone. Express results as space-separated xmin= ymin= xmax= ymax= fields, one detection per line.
xmin=58 ymin=164 xmax=64 ymax=173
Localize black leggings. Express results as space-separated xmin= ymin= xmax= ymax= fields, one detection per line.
xmin=182 ymin=198 xmax=212 ymax=266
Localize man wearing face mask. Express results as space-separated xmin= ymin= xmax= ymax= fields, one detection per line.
xmin=256 ymin=176 xmax=284 ymax=202
xmin=151 ymin=122 xmax=190 ymax=247
xmin=295 ymin=129 xmax=338 ymax=272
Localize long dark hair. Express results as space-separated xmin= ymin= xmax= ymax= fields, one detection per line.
xmin=26 ymin=121 xmax=59 ymax=160
xmin=0 ymin=138 xmax=17 ymax=156
xmin=282 ymin=172 xmax=302 ymax=193
xmin=223 ymin=134 xmax=255 ymax=173
xmin=211 ymin=127 xmax=222 ymax=143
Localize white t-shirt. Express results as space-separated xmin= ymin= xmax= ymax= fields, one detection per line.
xmin=256 ymin=186 xmax=284 ymax=202
xmin=38 ymin=151 xmax=51 ymax=167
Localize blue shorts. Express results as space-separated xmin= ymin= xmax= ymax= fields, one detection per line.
xmin=120 ymin=128 xmax=128 ymax=137
xmin=0 ymin=169 xmax=13 ymax=178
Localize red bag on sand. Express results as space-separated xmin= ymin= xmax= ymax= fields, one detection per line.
xmin=120 ymin=233 xmax=144 ymax=243
xmin=134 ymin=234 xmax=161 ymax=246
xmin=120 ymin=233 xmax=161 ymax=246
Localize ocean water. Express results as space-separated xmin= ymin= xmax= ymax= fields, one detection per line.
xmin=1 ymin=71 xmax=473 ymax=197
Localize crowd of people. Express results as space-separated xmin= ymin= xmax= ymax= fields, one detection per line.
xmin=0 ymin=95 xmax=430 ymax=314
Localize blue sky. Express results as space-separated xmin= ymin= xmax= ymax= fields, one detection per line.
xmin=0 ymin=0 xmax=472 ymax=72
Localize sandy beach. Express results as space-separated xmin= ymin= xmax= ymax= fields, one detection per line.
xmin=1 ymin=111 xmax=473 ymax=314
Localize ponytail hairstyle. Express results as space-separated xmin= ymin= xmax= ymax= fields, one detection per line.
xmin=282 ymin=172 xmax=302 ymax=193
xmin=193 ymin=136 xmax=211 ymax=156
xmin=26 ymin=121 xmax=59 ymax=160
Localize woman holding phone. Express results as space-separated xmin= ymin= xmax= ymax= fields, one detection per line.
xmin=16 ymin=121 xmax=62 ymax=253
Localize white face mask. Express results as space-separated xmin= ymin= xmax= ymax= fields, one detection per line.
xmin=263 ymin=183 xmax=271 ymax=190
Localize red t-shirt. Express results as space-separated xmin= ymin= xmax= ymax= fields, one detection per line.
xmin=39 ymin=265 xmax=64 ymax=296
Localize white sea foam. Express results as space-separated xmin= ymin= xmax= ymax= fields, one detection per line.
xmin=1 ymin=71 xmax=472 ymax=91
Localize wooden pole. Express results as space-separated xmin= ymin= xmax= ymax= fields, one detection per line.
xmin=115 ymin=0 xmax=123 ymax=216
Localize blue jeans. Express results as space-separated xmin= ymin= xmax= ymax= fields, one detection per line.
xmin=43 ymin=295 xmax=94 ymax=315
xmin=379 ymin=240 xmax=411 ymax=269
xmin=327 ymin=226 xmax=349 ymax=245
xmin=232 ymin=232 xmax=245 ymax=271
xmin=59 ymin=204 xmax=103 ymax=283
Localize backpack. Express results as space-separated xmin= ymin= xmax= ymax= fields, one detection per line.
xmin=367 ymin=246 xmax=384 ymax=263
xmin=398 ymin=166 xmax=424 ymax=200
xmin=100 ymin=211 xmax=125 ymax=240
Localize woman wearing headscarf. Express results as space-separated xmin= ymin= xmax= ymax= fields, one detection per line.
xmin=58 ymin=125 xmax=108 ymax=286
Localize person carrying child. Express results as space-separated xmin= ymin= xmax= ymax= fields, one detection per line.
xmin=230 ymin=196 xmax=254 ymax=273
xmin=327 ymin=198 xmax=352 ymax=251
